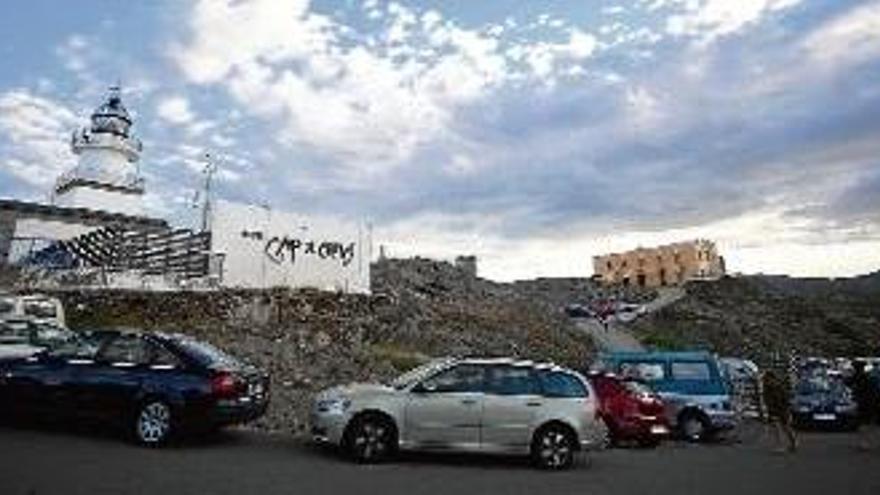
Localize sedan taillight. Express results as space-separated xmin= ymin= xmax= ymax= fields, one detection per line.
xmin=211 ymin=372 xmax=242 ymax=398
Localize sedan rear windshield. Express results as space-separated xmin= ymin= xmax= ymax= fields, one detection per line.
xmin=173 ymin=337 xmax=241 ymax=368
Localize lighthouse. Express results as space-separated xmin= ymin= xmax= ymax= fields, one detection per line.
xmin=53 ymin=86 xmax=145 ymax=217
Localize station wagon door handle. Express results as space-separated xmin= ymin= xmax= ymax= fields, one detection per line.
xmin=526 ymin=401 xmax=543 ymax=407
xmin=461 ymin=398 xmax=478 ymax=405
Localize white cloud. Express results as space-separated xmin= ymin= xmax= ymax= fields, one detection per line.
xmin=156 ymin=95 xmax=195 ymax=125
xmin=0 ymin=90 xmax=78 ymax=189
xmin=801 ymin=1 xmax=880 ymax=67
xmin=170 ymin=0 xmax=598 ymax=175
xmin=666 ymin=0 xmax=802 ymax=43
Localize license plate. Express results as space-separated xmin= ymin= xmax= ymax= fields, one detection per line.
xmin=650 ymin=425 xmax=669 ymax=435
xmin=813 ymin=413 xmax=836 ymax=421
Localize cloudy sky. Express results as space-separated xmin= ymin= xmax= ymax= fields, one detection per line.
xmin=1 ymin=0 xmax=879 ymax=281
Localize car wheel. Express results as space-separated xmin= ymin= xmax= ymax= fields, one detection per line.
xmin=134 ymin=400 xmax=173 ymax=447
xmin=679 ymin=412 xmax=709 ymax=442
xmin=344 ymin=414 xmax=397 ymax=464
xmin=532 ymin=425 xmax=576 ymax=470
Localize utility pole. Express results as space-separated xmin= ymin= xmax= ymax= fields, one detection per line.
xmin=201 ymin=153 xmax=218 ymax=232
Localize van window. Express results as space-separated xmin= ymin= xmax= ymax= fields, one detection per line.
xmin=24 ymin=301 xmax=57 ymax=318
xmin=619 ymin=362 xmax=666 ymax=381
xmin=671 ymin=361 xmax=712 ymax=380
xmin=0 ymin=297 xmax=15 ymax=314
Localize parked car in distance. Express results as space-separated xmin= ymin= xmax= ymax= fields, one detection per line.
xmin=594 ymin=351 xmax=736 ymax=442
xmin=0 ymin=318 xmax=76 ymax=359
xmin=588 ymin=372 xmax=669 ymax=447
xmin=312 ymin=357 xmax=602 ymax=470
xmin=0 ymin=294 xmax=67 ymax=328
xmin=564 ymin=303 xmax=594 ymax=318
xmin=0 ymin=330 xmax=269 ymax=445
xmin=791 ymin=373 xmax=859 ymax=431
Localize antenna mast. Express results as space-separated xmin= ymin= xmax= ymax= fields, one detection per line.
xmin=201 ymin=152 xmax=218 ymax=232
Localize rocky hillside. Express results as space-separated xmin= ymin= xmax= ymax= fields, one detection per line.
xmin=629 ymin=274 xmax=880 ymax=365
xmin=47 ymin=257 xmax=593 ymax=434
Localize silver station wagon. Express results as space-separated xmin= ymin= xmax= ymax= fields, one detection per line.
xmin=312 ymin=357 xmax=602 ymax=469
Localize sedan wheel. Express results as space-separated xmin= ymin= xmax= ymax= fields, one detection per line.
xmin=533 ymin=426 xmax=576 ymax=470
xmin=346 ymin=416 xmax=395 ymax=463
xmin=135 ymin=401 xmax=172 ymax=446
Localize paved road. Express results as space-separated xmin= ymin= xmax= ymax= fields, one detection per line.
xmin=575 ymin=317 xmax=644 ymax=352
xmin=1 ymin=422 xmax=878 ymax=495
xmin=573 ymin=287 xmax=687 ymax=352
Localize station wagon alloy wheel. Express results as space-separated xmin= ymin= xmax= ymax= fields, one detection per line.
xmin=347 ymin=416 xmax=395 ymax=463
xmin=136 ymin=401 xmax=171 ymax=445
xmin=533 ymin=427 xmax=575 ymax=470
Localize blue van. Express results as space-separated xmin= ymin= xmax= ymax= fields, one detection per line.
xmin=594 ymin=351 xmax=737 ymax=441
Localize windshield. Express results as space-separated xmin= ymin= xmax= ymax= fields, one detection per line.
xmin=390 ymin=358 xmax=452 ymax=390
xmin=796 ymin=377 xmax=846 ymax=396
xmin=173 ymin=337 xmax=241 ymax=368
xmin=30 ymin=324 xmax=75 ymax=348
xmin=47 ymin=336 xmax=99 ymax=359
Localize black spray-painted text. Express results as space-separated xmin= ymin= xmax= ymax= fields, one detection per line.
xmin=261 ymin=236 xmax=356 ymax=267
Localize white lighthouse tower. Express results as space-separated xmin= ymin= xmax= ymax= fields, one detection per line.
xmin=53 ymin=86 xmax=146 ymax=217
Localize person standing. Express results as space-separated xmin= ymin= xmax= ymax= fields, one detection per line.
xmin=759 ymin=366 xmax=798 ymax=453
xmin=848 ymin=360 xmax=879 ymax=450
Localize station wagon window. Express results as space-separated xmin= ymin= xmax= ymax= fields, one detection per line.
xmin=538 ymin=371 xmax=588 ymax=398
xmin=419 ymin=364 xmax=485 ymax=393
xmin=99 ymin=335 xmax=151 ymax=365
xmin=671 ymin=362 xmax=711 ymax=380
xmin=486 ymin=365 xmax=539 ymax=395
xmin=619 ymin=362 xmax=666 ymax=381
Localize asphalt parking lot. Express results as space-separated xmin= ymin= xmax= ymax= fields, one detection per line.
xmin=1 ymin=422 xmax=878 ymax=495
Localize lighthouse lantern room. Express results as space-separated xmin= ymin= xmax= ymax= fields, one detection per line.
xmin=53 ymin=86 xmax=145 ymax=217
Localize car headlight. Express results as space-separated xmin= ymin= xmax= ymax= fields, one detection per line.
xmin=317 ymin=397 xmax=351 ymax=415
xmin=835 ymin=403 xmax=856 ymax=413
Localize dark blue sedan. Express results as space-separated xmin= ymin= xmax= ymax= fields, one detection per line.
xmin=0 ymin=330 xmax=269 ymax=446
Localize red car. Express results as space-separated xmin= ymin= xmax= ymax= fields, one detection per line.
xmin=589 ymin=373 xmax=669 ymax=447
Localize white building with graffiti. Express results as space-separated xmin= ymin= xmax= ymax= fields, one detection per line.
xmin=0 ymin=88 xmax=371 ymax=293
xmin=211 ymin=201 xmax=370 ymax=293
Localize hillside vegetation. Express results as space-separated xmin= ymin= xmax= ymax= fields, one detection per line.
xmin=629 ymin=273 xmax=880 ymax=364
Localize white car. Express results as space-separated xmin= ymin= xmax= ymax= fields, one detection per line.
xmin=0 ymin=318 xmax=75 ymax=359
xmin=312 ymin=357 xmax=602 ymax=469
xmin=0 ymin=294 xmax=67 ymax=329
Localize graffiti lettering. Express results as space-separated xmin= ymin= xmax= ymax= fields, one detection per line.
xmin=262 ymin=236 xmax=356 ymax=267
xmin=241 ymin=230 xmax=264 ymax=240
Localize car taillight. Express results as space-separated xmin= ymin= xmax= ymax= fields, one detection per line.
xmin=211 ymin=372 xmax=241 ymax=398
